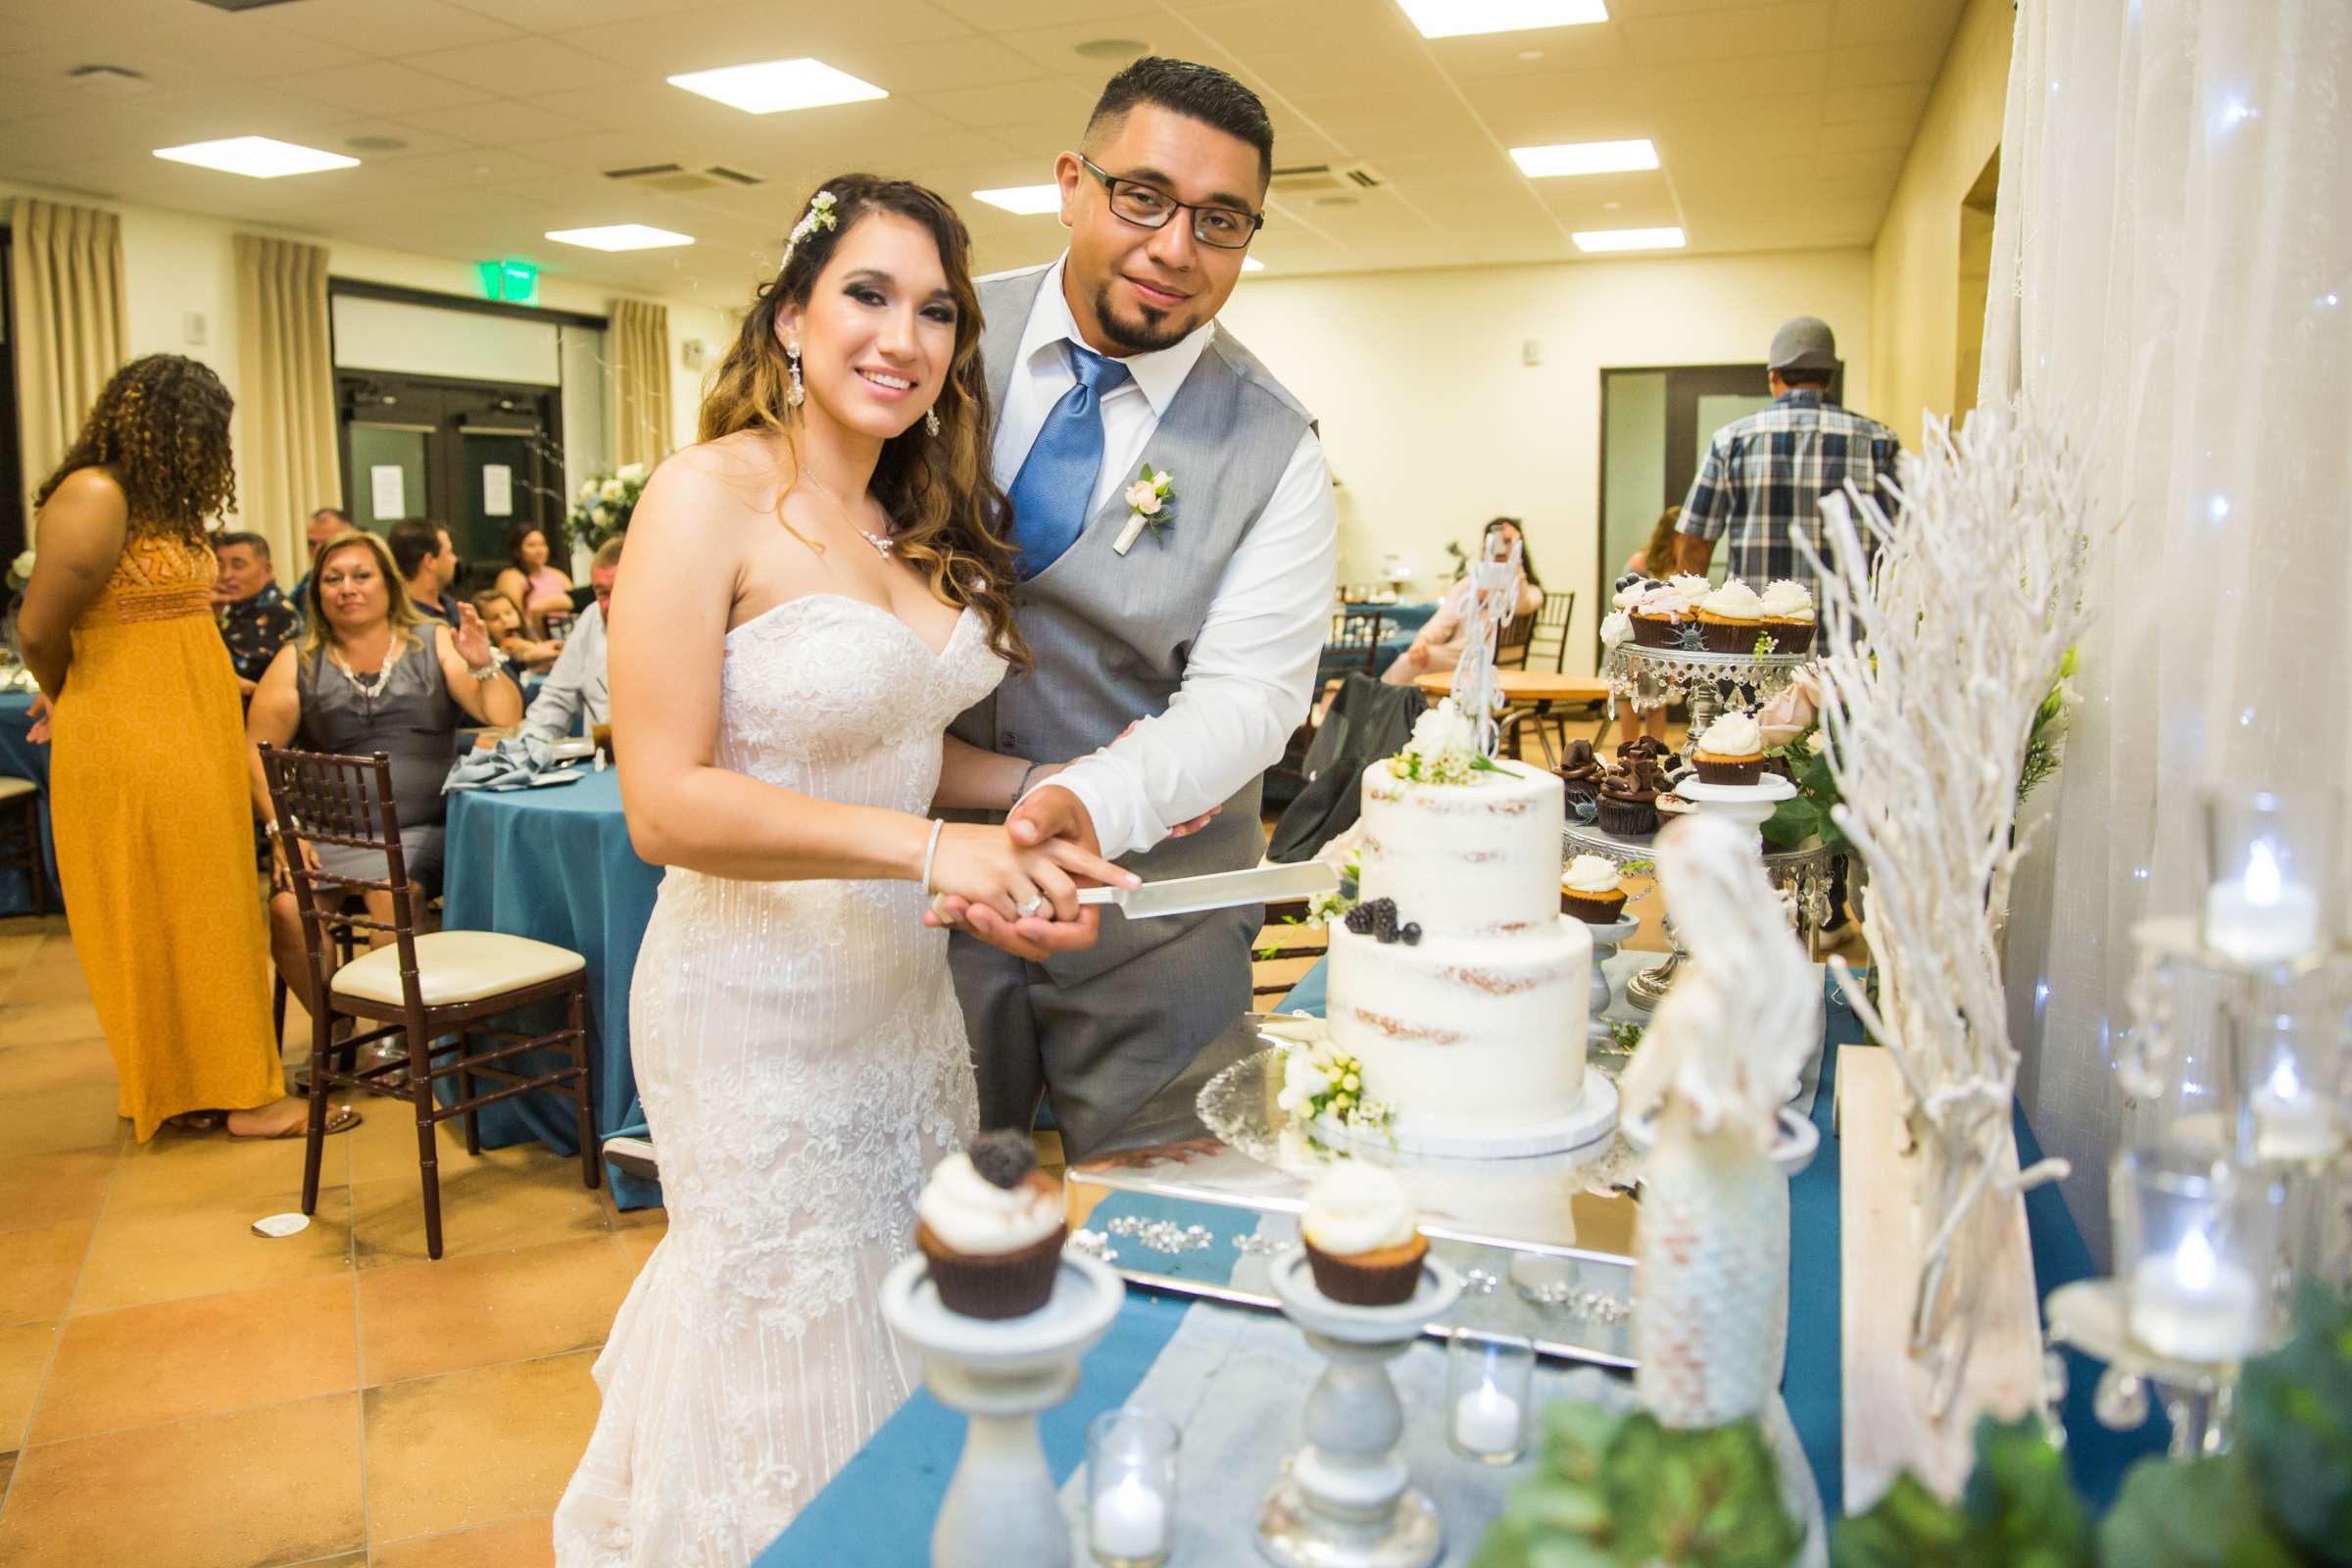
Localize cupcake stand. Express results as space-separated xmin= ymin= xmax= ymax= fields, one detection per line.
xmin=1602 ymin=639 xmax=1808 ymax=761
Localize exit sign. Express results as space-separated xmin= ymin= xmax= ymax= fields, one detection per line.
xmin=476 ymin=259 xmax=540 ymax=305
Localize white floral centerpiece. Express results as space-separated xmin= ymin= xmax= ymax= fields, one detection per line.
xmin=1387 ymin=699 xmax=1502 ymax=786
xmin=568 ymin=462 xmax=650 ymax=548
xmin=1276 ymin=1039 xmax=1393 ymax=1136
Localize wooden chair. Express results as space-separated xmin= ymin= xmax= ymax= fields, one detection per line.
xmin=1494 ymin=609 xmax=1536 ymax=670
xmin=0 ymin=778 xmax=46 ymax=916
xmin=260 ymin=745 xmax=599 ymax=1260
xmin=1526 ymin=591 xmax=1578 ymax=674
xmin=1251 ymin=895 xmax=1331 ymax=1000
xmin=1326 ymin=608 xmax=1389 ymax=674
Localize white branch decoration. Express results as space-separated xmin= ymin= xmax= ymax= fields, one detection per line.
xmin=1797 ymin=406 xmax=2098 ymax=1412
xmin=1448 ymin=534 xmax=1522 ymax=759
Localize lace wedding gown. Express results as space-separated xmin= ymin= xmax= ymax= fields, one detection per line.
xmin=555 ymin=595 xmax=1002 ymax=1567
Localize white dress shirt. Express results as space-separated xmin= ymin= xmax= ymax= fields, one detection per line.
xmin=993 ymin=259 xmax=1340 ymax=860
xmin=520 ymin=601 xmax=609 ymax=743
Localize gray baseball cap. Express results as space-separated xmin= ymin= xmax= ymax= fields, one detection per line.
xmin=1768 ymin=316 xmax=1838 ymax=372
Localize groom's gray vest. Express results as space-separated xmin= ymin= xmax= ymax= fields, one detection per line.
xmin=950 ymin=264 xmax=1315 ymax=985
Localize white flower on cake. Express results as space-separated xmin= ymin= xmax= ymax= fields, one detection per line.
xmin=1277 ymin=1043 xmax=1392 ymax=1134
xmin=1598 ymin=610 xmax=1633 ymax=650
xmin=1388 ymin=698 xmax=1499 ymax=786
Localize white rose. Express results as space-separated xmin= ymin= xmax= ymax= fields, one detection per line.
xmin=1805 ymin=729 xmax=1827 ymax=756
xmin=578 ymin=480 xmax=599 ymax=501
xmin=11 ymin=550 xmax=35 ymax=580
xmin=616 ymin=462 xmax=647 ymax=483
xmin=1283 ymin=1054 xmax=1332 ymax=1104
xmin=1134 ymin=490 xmax=1163 ymax=516
xmin=1404 ymin=699 xmax=1477 ymax=762
xmin=592 ymin=505 xmax=612 ymax=525
xmin=600 ymin=478 xmax=624 ymax=502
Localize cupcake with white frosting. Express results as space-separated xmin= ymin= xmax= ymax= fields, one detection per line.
xmin=1695 ymin=578 xmax=1767 ymax=653
xmin=1758 ymin=580 xmax=1816 ymax=653
xmin=1691 ymin=710 xmax=1768 ymax=785
xmin=1667 ymin=572 xmax=1714 ymax=602
xmin=1561 ymin=854 xmax=1628 ymax=924
xmin=916 ymin=1131 xmax=1066 ymax=1319
xmin=1300 ymin=1162 xmax=1426 ymax=1305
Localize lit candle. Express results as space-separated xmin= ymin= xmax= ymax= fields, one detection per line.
xmin=1451 ymin=1382 xmax=1523 ymax=1455
xmin=2203 ymin=840 xmax=2322 ymax=965
xmin=2127 ymin=1226 xmax=2265 ymax=1362
xmin=1090 ymin=1471 xmax=1168 ymax=1562
xmin=2250 ymin=1055 xmax=2340 ymax=1162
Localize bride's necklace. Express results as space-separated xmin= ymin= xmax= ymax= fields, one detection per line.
xmin=798 ymin=466 xmax=894 ymax=558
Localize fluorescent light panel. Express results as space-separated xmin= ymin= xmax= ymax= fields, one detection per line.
xmin=546 ymin=224 xmax=695 ymax=251
xmin=667 ymin=58 xmax=886 ymax=115
xmin=1510 ymin=138 xmax=1657 ymax=177
xmin=1573 ymin=226 xmax=1685 ymax=252
xmin=1397 ymin=0 xmax=1607 ymax=38
xmin=972 ymin=184 xmax=1061 ymax=215
xmin=153 ymin=136 xmax=356 ymax=177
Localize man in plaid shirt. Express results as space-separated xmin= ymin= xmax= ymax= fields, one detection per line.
xmin=1674 ymin=317 xmax=1901 ymax=587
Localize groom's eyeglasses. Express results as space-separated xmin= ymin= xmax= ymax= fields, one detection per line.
xmin=1079 ymin=157 xmax=1263 ymax=251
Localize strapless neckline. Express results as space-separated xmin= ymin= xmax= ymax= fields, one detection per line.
xmin=726 ymin=592 xmax=976 ymax=662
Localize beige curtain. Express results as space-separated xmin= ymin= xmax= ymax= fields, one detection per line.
xmin=9 ymin=198 xmax=129 ymax=499
xmin=233 ymin=234 xmax=339 ymax=569
xmin=611 ymin=298 xmax=673 ymax=470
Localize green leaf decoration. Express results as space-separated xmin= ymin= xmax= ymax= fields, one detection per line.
xmin=1833 ymin=1415 xmax=2090 ymax=1568
xmin=1832 ymin=1473 xmax=1971 ymax=1568
xmin=2098 ymin=1452 xmax=2299 ymax=1568
xmin=2236 ymin=1281 xmax=2352 ymax=1564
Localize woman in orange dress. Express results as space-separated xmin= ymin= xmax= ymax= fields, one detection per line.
xmin=18 ymin=354 xmax=352 ymax=1142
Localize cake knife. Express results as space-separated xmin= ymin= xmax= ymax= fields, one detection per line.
xmin=1076 ymin=861 xmax=1338 ymax=918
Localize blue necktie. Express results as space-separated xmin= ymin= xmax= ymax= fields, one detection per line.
xmin=1008 ymin=343 xmax=1130 ymax=580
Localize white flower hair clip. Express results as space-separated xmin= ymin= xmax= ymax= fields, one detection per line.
xmin=782 ymin=189 xmax=838 ymax=270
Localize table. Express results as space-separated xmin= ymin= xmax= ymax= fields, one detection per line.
xmin=0 ymin=690 xmax=61 ymax=915
xmin=1343 ymin=598 xmax=1438 ymax=637
xmin=440 ymin=768 xmax=662 ymax=1207
xmin=758 ymin=961 xmax=2165 ymax=1564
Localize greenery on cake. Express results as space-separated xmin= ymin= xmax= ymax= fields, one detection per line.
xmin=1276 ymin=1042 xmax=1393 ymax=1136
xmin=1254 ymin=851 xmax=1358 ymax=959
xmin=1388 ymin=699 xmax=1503 ymax=786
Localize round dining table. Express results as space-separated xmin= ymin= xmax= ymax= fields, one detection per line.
xmin=1412 ymin=668 xmax=1612 ymax=768
xmin=439 ymin=766 xmax=663 ymax=1207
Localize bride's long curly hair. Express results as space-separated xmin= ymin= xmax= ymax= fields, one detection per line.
xmin=701 ymin=174 xmax=1029 ymax=671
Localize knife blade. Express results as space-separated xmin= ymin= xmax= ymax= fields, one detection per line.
xmin=1076 ymin=861 xmax=1339 ymax=919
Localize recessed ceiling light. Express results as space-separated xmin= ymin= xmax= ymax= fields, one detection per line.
xmin=1397 ymin=1 xmax=1607 ymax=38
xmin=666 ymin=58 xmax=886 ymax=115
xmin=1510 ymin=138 xmax=1658 ymax=177
xmin=1242 ymin=257 xmax=1265 ymax=271
xmin=1572 ymin=226 xmax=1685 ymax=252
xmin=545 ymin=224 xmax=695 ymax=251
xmin=154 ymin=136 xmax=357 ymax=178
xmin=972 ymin=184 xmax=1061 ymax=216
xmin=1075 ymin=37 xmax=1151 ymax=60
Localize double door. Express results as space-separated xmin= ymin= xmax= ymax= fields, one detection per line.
xmin=338 ymin=372 xmax=564 ymax=595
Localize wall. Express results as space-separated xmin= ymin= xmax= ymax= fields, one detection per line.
xmin=1216 ymin=246 xmax=1875 ymax=674
xmin=1868 ymin=0 xmax=2015 ymax=447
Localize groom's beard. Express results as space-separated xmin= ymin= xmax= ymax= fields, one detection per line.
xmin=1090 ymin=281 xmax=1194 ymax=356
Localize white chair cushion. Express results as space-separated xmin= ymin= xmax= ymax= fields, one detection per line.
xmin=0 ymin=777 xmax=36 ymax=803
xmin=329 ymin=930 xmax=585 ymax=1008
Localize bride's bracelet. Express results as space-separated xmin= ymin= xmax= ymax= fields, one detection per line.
xmin=1012 ymin=760 xmax=1046 ymax=808
xmin=919 ymin=818 xmax=946 ymax=895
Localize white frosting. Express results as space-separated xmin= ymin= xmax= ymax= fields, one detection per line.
xmin=1598 ymin=610 xmax=1633 ymax=649
xmin=1668 ymin=573 xmax=1713 ymax=600
xmin=1300 ymin=1162 xmax=1417 ymax=1254
xmin=1759 ymin=579 xmax=1814 ymax=620
xmin=1612 ymin=581 xmax=1646 ymax=611
xmin=1358 ymin=758 xmax=1563 ymax=937
xmin=1699 ymin=579 xmax=1764 ymax=619
xmin=1563 ymin=855 xmax=1621 ymax=895
xmin=1697 ymin=711 xmax=1765 ymax=757
xmin=916 ymin=1152 xmax=1061 ymax=1253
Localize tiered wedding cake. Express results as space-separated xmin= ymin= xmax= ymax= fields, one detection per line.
xmin=1324 ymin=704 xmax=1593 ymax=1149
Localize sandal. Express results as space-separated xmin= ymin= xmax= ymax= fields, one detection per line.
xmin=166 ymin=1110 xmax=227 ymax=1133
xmin=229 ymin=1102 xmax=361 ymax=1141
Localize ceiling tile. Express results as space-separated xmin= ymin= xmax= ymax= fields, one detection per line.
xmin=929 ymin=0 xmax=1154 ymax=25
xmin=1623 ymin=2 xmax=1832 ymax=65
xmin=261 ymin=0 xmax=523 ymax=55
xmin=402 ymin=98 xmax=594 ymax=147
xmin=1822 ymin=79 xmax=1928 ymax=125
xmin=400 ymin=36 xmax=639 ymax=94
xmin=917 ymin=77 xmax=1098 ymax=129
xmin=280 ymin=60 xmax=496 ymax=117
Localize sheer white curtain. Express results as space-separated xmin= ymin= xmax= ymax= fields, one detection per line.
xmin=1986 ymin=0 xmax=2352 ymax=1260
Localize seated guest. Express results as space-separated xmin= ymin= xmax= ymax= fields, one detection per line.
xmin=245 ymin=530 xmax=520 ymax=1010
xmin=521 ymin=535 xmax=621 ymax=743
xmin=474 ymin=588 xmax=562 ymax=672
xmin=211 ymin=530 xmax=302 ymax=699
xmin=389 ymin=518 xmax=464 ymax=624
xmin=495 ymin=522 xmax=573 ymax=637
xmin=288 ymin=505 xmax=350 ymax=606
xmin=1381 ymin=516 xmax=1545 ymax=686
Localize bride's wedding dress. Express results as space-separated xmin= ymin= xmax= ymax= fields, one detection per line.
xmin=555 ymin=594 xmax=1002 ymax=1567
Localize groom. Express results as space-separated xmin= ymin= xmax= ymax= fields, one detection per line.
xmin=945 ymin=58 xmax=1339 ymax=1160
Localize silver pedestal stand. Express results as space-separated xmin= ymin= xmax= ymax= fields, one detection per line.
xmin=1256 ymin=1249 xmax=1465 ymax=1568
xmin=1602 ymin=642 xmax=1811 ymax=765
xmin=881 ymin=1251 xmax=1127 ymax=1568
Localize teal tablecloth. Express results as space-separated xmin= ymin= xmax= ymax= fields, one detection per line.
xmin=758 ymin=957 xmax=2163 ymax=1564
xmin=1343 ymin=599 xmax=1439 ymax=637
xmin=440 ymin=768 xmax=662 ymax=1207
xmin=0 ymin=691 xmax=60 ymax=915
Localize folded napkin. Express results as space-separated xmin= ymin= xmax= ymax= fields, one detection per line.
xmin=442 ymin=733 xmax=564 ymax=793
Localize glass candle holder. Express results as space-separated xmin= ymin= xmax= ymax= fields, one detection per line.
xmin=2112 ymin=1143 xmax=2282 ymax=1365
xmin=2200 ymin=790 xmax=2335 ymax=968
xmin=1086 ymin=1406 xmax=1177 ymax=1568
xmin=2235 ymin=976 xmax=2346 ymax=1164
xmin=1446 ymin=1329 xmax=1535 ymax=1464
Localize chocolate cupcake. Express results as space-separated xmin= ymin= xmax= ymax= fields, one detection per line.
xmin=1695 ymin=579 xmax=1766 ymax=653
xmin=1617 ymin=735 xmax=1668 ymax=767
xmin=1628 ymin=583 xmax=1692 ymax=648
xmin=1595 ymin=760 xmax=1662 ymax=837
xmin=915 ymin=1130 xmax=1066 ymax=1320
xmin=1759 ymin=580 xmax=1816 ymax=654
xmin=1556 ymin=739 xmax=1604 ymax=809
xmin=1690 ymin=711 xmax=1767 ymax=785
xmin=1561 ymin=853 xmax=1629 ymax=923
xmin=1301 ymin=1163 xmax=1427 ymax=1306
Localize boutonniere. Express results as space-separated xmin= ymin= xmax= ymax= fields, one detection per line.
xmin=1111 ymin=465 xmax=1176 ymax=556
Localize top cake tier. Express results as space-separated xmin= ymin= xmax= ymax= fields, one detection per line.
xmin=1356 ymin=757 xmax=1565 ymax=938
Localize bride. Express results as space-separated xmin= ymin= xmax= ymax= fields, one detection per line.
xmin=554 ymin=174 xmax=1137 ymax=1566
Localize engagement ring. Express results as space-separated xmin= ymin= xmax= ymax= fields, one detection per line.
xmin=1015 ymin=896 xmax=1046 ymax=918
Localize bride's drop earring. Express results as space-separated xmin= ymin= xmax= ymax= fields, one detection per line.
xmin=924 ymin=406 xmax=941 ymax=437
xmin=786 ymin=340 xmax=805 ymax=409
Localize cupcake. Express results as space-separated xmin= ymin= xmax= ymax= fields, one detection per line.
xmin=1595 ymin=760 xmax=1663 ymax=837
xmin=1691 ymin=710 xmax=1767 ymax=784
xmin=1695 ymin=579 xmax=1766 ymax=653
xmin=1556 ymin=738 xmax=1604 ymax=809
xmin=1653 ymin=789 xmax=1697 ymax=824
xmin=1561 ymin=854 xmax=1628 ymax=923
xmin=1667 ymin=572 xmax=1713 ymax=602
xmin=1300 ymin=1162 xmax=1427 ymax=1306
xmin=1629 ymin=583 xmax=1692 ymax=648
xmin=1617 ymin=735 xmax=1668 ymax=767
xmin=915 ymin=1130 xmax=1066 ymax=1320
xmin=1758 ymin=580 xmax=1816 ymax=654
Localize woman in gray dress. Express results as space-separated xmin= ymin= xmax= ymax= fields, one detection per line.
xmin=245 ymin=529 xmax=521 ymax=1012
